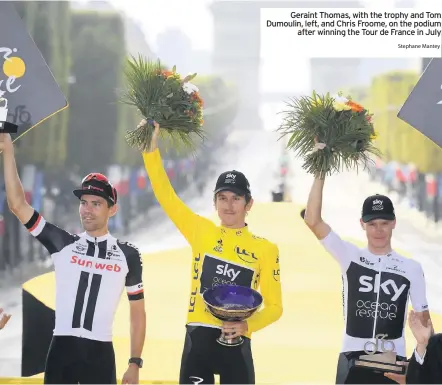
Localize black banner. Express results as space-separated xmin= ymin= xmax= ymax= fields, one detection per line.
xmin=398 ymin=58 xmax=442 ymax=148
xmin=0 ymin=2 xmax=67 ymax=142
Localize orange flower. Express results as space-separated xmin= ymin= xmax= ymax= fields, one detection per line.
xmin=162 ymin=70 xmax=173 ymax=78
xmin=346 ymin=100 xmax=364 ymax=112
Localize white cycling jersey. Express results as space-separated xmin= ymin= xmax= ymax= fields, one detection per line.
xmin=321 ymin=230 xmax=428 ymax=357
xmin=25 ymin=210 xmax=144 ymax=342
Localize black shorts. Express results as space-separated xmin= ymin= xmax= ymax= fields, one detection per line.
xmin=44 ymin=335 xmax=116 ymax=384
xmin=179 ymin=325 xmax=255 ymax=384
xmin=336 ymin=351 xmax=407 ymax=384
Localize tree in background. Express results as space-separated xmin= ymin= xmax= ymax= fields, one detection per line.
xmin=66 ymin=10 xmax=126 ymax=176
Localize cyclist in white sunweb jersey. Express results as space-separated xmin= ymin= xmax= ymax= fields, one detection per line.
xmin=0 ymin=133 xmax=146 ymax=384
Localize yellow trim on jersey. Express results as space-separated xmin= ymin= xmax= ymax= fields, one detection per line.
xmin=142 ymin=149 xmax=282 ymax=338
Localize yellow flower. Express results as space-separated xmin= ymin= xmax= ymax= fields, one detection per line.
xmin=333 ymin=101 xmax=352 ymax=111
xmin=370 ymin=131 xmax=378 ymax=140
xmin=313 ymin=97 xmax=322 ymax=106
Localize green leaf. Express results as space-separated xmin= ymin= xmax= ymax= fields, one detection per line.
xmin=120 ymin=55 xmax=205 ymax=152
xmin=276 ymin=91 xmax=382 ymax=179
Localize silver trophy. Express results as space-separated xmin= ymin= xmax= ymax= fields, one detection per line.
xmin=353 ymin=334 xmax=406 ymax=374
xmin=202 ymin=284 xmax=263 ymax=347
xmin=0 ymin=96 xmax=18 ymax=133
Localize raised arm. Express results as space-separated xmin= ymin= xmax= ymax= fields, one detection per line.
xmin=141 ymin=121 xmax=212 ymax=243
xmin=1 ymin=134 xmax=76 ymax=254
xmin=304 ymin=176 xmax=357 ymax=269
xmin=0 ymin=133 xmax=34 ymax=224
xmin=303 ymin=177 xmax=331 ymax=240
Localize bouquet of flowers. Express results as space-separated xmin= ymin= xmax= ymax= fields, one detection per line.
xmin=277 ymin=91 xmax=380 ymax=179
xmin=120 ymin=56 xmax=205 ymax=152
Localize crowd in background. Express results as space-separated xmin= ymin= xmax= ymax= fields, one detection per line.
xmin=369 ymin=158 xmax=441 ymax=225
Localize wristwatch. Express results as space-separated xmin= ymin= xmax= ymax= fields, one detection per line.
xmin=128 ymin=357 xmax=143 ymax=368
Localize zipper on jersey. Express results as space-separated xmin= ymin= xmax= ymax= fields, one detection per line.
xmin=372 ymin=257 xmax=382 ymax=346
xmin=94 ymin=237 xmax=97 ymax=246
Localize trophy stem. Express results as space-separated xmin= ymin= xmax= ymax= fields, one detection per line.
xmin=217 ymin=332 xmax=244 ymax=347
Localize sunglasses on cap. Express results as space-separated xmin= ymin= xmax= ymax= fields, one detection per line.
xmin=82 ymin=173 xmax=110 ymax=184
xmin=82 ymin=173 xmax=116 ymax=204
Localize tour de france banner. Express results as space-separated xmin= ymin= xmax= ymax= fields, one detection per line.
xmin=0 ymin=2 xmax=68 ymax=143
xmin=398 ymin=58 xmax=442 ymax=148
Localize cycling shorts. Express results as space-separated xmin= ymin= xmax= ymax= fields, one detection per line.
xmin=44 ymin=335 xmax=116 ymax=384
xmin=179 ymin=325 xmax=255 ymax=384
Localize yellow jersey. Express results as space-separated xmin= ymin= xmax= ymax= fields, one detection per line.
xmin=142 ymin=149 xmax=283 ymax=338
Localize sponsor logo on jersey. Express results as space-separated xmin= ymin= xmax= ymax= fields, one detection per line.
xmin=386 ymin=265 xmax=406 ymax=274
xmin=76 ymin=244 xmax=86 ymax=252
xmin=216 ymin=263 xmax=241 ymax=281
xmin=213 ymin=238 xmax=223 ymax=253
xmin=360 ymin=256 xmax=375 ymax=266
xmin=188 ymin=254 xmax=201 ymax=313
xmin=355 ymin=299 xmax=398 ymax=320
xmin=74 ymin=243 xmax=87 ymax=255
xmin=106 ymin=251 xmax=122 ymax=261
xmin=198 ymin=255 xmax=254 ymax=298
xmin=359 ymin=274 xmax=407 ymax=301
xmin=106 ymin=245 xmax=122 ymax=261
xmin=235 ymin=246 xmax=257 ymax=263
xmin=273 ymin=268 xmax=280 ymax=282
xmin=70 ymin=255 xmax=121 ymax=272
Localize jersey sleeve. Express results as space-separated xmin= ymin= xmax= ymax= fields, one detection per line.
xmin=247 ymin=242 xmax=283 ymax=333
xmin=319 ymin=230 xmax=358 ymax=270
xmin=118 ymin=241 xmax=144 ymax=301
xmin=142 ymin=149 xmax=212 ymax=245
xmin=409 ymin=260 xmax=429 ymax=312
xmin=24 ymin=210 xmax=77 ymax=254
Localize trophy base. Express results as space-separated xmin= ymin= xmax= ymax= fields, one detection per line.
xmin=0 ymin=121 xmax=18 ymax=134
xmin=352 ymin=353 xmax=406 ymax=375
xmin=216 ymin=335 xmax=244 ymax=347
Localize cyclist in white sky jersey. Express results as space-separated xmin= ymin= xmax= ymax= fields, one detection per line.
xmin=304 ymin=175 xmax=432 ymax=384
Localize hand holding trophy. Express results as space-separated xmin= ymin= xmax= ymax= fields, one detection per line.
xmin=277 ymin=91 xmax=380 ymax=179
xmin=120 ymin=56 xmax=205 ymax=153
xmin=0 ymin=96 xmax=18 ymax=134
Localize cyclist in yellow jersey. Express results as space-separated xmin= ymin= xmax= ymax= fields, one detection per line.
xmin=142 ymin=121 xmax=283 ymax=384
